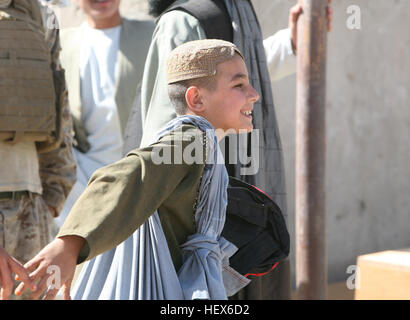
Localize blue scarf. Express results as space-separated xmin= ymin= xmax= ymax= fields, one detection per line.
xmin=72 ymin=115 xmax=249 ymax=299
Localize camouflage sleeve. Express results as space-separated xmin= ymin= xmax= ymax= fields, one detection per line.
xmin=38 ymin=4 xmax=77 ymax=216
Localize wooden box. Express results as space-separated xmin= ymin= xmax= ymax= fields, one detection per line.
xmin=355 ymin=249 xmax=410 ymax=300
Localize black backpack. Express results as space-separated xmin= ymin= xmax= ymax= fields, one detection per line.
xmin=222 ymin=177 xmax=290 ymax=277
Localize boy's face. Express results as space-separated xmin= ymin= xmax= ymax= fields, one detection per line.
xmin=200 ymin=54 xmax=259 ymax=134
xmin=75 ymin=0 xmax=121 ymax=21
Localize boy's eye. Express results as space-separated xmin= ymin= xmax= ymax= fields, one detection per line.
xmin=234 ymin=83 xmax=244 ymax=88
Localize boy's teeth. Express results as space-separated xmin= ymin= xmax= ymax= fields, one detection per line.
xmin=243 ymin=111 xmax=252 ymax=116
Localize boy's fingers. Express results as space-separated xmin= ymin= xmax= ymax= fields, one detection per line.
xmin=44 ymin=271 xmax=74 ymax=301
xmin=43 ymin=287 xmax=60 ymax=300
xmin=14 ymin=281 xmax=26 ymax=297
xmin=14 ymin=261 xmax=46 ymax=297
xmin=23 ymin=257 xmax=41 ymax=274
xmin=27 ymin=261 xmax=48 ymax=283
xmin=9 ymin=259 xmax=37 ymax=292
xmin=62 ymin=282 xmax=72 ymax=300
xmin=29 ymin=274 xmax=49 ymax=300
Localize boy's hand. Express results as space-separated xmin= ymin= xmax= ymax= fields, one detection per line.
xmin=289 ymin=0 xmax=333 ymax=54
xmin=0 ymin=246 xmax=36 ymax=300
xmin=15 ymin=235 xmax=85 ymax=300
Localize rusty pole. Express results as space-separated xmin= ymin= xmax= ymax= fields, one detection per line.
xmin=295 ymin=0 xmax=328 ymax=300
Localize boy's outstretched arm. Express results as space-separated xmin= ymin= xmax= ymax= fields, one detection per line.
xmin=15 ymin=126 xmax=205 ymax=299
xmin=14 ymin=236 xmax=85 ymax=300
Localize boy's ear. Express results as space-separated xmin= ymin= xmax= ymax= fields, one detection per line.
xmin=185 ymin=86 xmax=205 ymax=113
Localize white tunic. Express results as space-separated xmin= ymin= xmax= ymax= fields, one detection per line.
xmin=56 ymin=23 xmax=123 ymax=227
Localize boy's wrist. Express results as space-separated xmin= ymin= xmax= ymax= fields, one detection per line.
xmin=57 ymin=235 xmax=85 ymax=261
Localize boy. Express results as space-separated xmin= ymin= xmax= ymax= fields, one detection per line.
xmin=15 ymin=39 xmax=259 ymax=300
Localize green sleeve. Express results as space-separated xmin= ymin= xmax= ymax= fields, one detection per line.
xmin=57 ymin=126 xmax=205 ymax=263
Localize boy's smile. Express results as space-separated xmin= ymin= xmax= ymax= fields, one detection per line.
xmin=199 ymin=54 xmax=259 ymax=135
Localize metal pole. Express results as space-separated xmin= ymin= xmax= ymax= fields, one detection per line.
xmin=295 ymin=0 xmax=328 ymax=300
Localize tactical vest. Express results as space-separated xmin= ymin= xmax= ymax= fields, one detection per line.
xmin=0 ymin=0 xmax=59 ymax=152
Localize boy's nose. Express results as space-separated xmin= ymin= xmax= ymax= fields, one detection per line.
xmin=248 ymin=85 xmax=260 ymax=103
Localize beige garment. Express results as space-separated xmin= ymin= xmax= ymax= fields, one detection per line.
xmin=0 ymin=141 xmax=42 ymax=194
xmin=0 ymin=195 xmax=53 ymax=263
xmin=0 ymin=0 xmax=76 ymax=214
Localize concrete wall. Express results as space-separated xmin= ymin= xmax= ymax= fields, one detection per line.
xmin=54 ymin=0 xmax=410 ymax=287
xmin=253 ymin=0 xmax=410 ymax=286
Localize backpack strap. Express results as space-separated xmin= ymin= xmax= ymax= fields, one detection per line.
xmin=166 ymin=0 xmax=233 ymax=42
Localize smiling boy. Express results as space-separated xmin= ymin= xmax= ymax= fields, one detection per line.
xmin=187 ymin=55 xmax=256 ymax=134
xmin=16 ymin=39 xmax=259 ymax=300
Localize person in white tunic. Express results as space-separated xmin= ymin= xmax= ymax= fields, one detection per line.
xmin=55 ymin=0 xmax=154 ymax=229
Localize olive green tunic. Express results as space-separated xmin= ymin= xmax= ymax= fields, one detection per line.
xmin=57 ymin=124 xmax=206 ymax=270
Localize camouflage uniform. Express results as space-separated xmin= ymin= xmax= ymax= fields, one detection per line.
xmin=0 ymin=0 xmax=76 ymax=298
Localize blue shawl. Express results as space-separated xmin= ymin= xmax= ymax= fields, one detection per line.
xmin=72 ymin=115 xmax=249 ymax=299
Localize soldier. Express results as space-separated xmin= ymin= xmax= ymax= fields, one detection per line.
xmin=0 ymin=0 xmax=76 ymax=299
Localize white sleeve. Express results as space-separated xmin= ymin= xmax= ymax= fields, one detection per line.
xmin=263 ymin=28 xmax=297 ymax=82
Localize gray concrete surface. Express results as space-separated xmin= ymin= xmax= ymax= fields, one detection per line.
xmin=256 ymin=0 xmax=410 ymax=287
xmin=53 ymin=0 xmax=410 ymax=289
